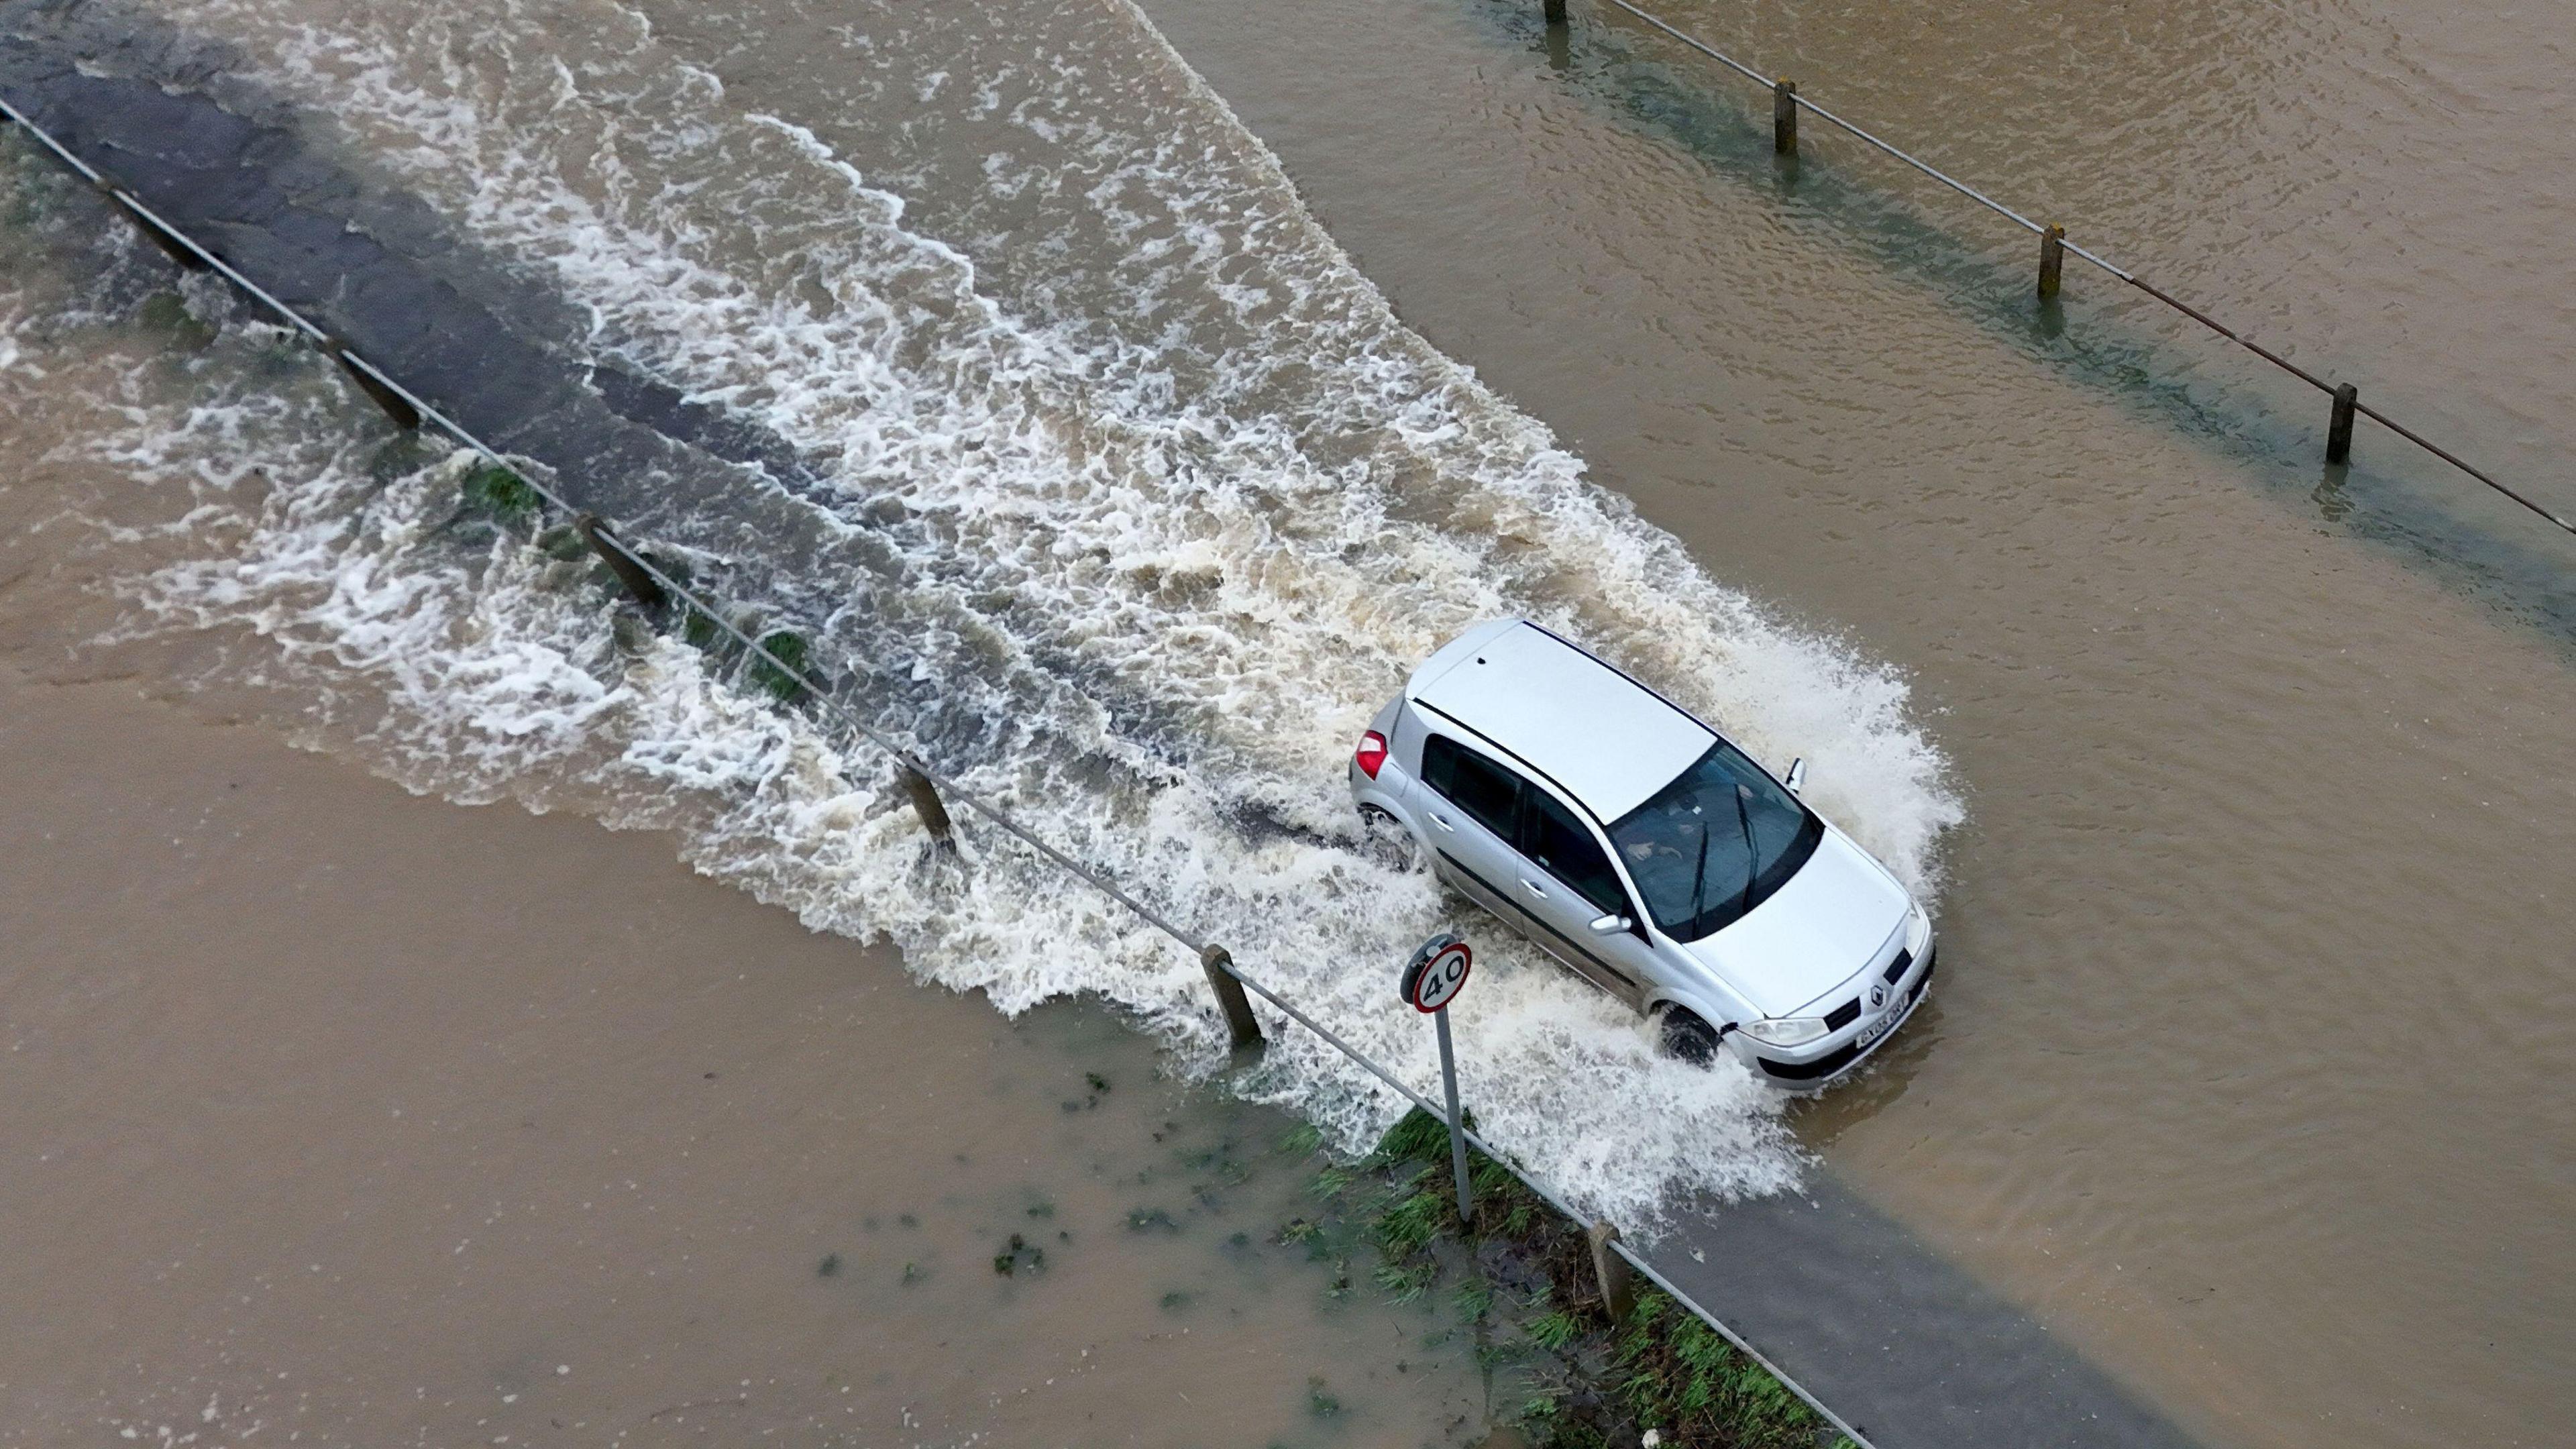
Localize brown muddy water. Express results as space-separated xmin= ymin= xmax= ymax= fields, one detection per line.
xmin=0 ymin=248 xmax=1492 ymax=1446
xmin=0 ymin=669 xmax=1495 ymax=1448
xmin=1124 ymin=1 xmax=2575 ymax=1446
xmin=2 ymin=0 xmax=2572 ymax=1447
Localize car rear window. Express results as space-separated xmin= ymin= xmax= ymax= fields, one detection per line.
xmin=1421 ymin=734 xmax=1522 ymax=838
xmin=1519 ymin=790 xmax=1629 ymax=918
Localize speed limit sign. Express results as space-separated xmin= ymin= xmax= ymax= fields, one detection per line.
xmin=1401 ymin=930 xmax=1479 ymax=1227
xmin=1400 ymin=932 xmax=1473 ymax=1014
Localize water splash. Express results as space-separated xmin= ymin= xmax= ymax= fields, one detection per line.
xmin=9 ymin=0 xmax=1963 ymax=1228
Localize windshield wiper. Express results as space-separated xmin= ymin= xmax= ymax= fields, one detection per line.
xmin=1689 ymin=809 xmax=1711 ymax=933
xmin=1733 ymin=784 xmax=1760 ymax=919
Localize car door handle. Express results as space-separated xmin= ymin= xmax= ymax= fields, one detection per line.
xmin=1427 ymin=812 xmax=1456 ymax=833
xmin=1519 ymin=877 xmax=1548 ymax=899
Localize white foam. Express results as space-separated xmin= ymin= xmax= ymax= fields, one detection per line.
xmin=30 ymin=0 xmax=1964 ymax=1227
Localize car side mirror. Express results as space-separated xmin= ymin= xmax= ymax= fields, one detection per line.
xmin=1589 ymin=912 xmax=1633 ymax=936
xmin=1784 ymin=757 xmax=1807 ymax=795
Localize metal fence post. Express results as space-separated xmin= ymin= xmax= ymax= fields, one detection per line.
xmin=1199 ymin=945 xmax=1264 ymax=1053
xmin=1434 ymin=1004 xmax=1474 ymax=1229
xmin=1589 ymin=1221 xmax=1638 ymax=1323
xmin=1773 ymin=78 xmax=1798 ymax=155
xmin=2037 ymin=222 xmax=2065 ymax=300
xmin=2326 ymin=383 xmax=2358 ymax=464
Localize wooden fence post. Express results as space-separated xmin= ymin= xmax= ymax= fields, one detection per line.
xmin=1544 ymin=0 xmax=1566 ymax=23
xmin=576 ymin=514 xmax=669 ymax=611
xmin=900 ymin=765 xmax=956 ymax=849
xmin=2037 ymin=223 xmax=2065 ymax=300
xmin=2326 ymin=383 xmax=2358 ymax=464
xmin=1773 ymin=78 xmax=1799 ymax=155
xmin=1589 ymin=1221 xmax=1638 ymax=1324
xmin=317 ymin=337 xmax=422 ymax=430
xmin=1199 ymin=945 xmax=1263 ymax=1053
xmin=100 ymin=184 xmax=209 ymax=272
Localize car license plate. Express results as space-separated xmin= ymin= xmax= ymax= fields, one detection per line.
xmin=1853 ymin=987 xmax=1910 ymax=1052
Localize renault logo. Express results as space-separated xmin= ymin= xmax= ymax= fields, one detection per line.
xmin=1868 ymin=983 xmax=1888 ymax=1010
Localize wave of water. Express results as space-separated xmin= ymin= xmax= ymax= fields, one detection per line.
xmin=5 ymin=0 xmax=1962 ymax=1226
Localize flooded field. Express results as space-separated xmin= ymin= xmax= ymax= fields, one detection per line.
xmin=0 ymin=660 xmax=1504 ymax=1447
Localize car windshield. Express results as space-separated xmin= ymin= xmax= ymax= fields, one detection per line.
xmin=1606 ymin=742 xmax=1822 ymax=943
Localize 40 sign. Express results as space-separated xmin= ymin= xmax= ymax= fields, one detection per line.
xmin=1400 ymin=932 xmax=1473 ymax=1014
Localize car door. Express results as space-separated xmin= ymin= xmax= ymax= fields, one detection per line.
xmin=1511 ymin=787 xmax=1655 ymax=1010
xmin=1417 ymin=733 xmax=1529 ymax=927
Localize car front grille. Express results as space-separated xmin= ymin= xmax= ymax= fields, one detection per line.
xmin=1882 ymin=947 xmax=1914 ymax=985
xmin=1759 ymin=953 xmax=1937 ymax=1083
xmin=1822 ymin=997 xmax=1862 ymax=1032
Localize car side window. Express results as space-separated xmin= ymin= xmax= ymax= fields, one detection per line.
xmin=1421 ymin=735 xmax=1523 ymax=839
xmin=1519 ymin=790 xmax=1630 ymax=918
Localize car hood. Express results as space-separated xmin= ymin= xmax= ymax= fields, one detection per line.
xmin=1680 ymin=826 xmax=1911 ymax=1018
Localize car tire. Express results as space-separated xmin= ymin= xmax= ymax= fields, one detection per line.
xmin=1658 ymin=1008 xmax=1723 ymax=1066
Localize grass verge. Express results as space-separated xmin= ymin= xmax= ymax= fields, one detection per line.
xmin=1288 ymin=1110 xmax=1852 ymax=1449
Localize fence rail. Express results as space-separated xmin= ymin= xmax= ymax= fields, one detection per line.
xmin=1581 ymin=0 xmax=2574 ymax=541
xmin=1 ymin=93 xmax=1878 ymax=1449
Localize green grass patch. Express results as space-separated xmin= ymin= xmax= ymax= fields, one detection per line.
xmin=459 ymin=462 xmax=542 ymax=527
xmin=1372 ymin=1258 xmax=1440 ymax=1304
xmin=1526 ymin=1299 xmax=1585 ymax=1352
xmin=1309 ymin=1163 xmax=1359 ymax=1199
xmin=682 ymin=608 xmax=724 ymax=651
xmin=1369 ymin=1172 xmax=1450 ymax=1259
xmin=991 ymin=1233 xmax=1044 ymax=1277
xmin=1450 ymin=1275 xmax=1495 ymax=1324
xmin=1368 ymin=1104 xmax=1460 ymax=1167
xmin=534 ymin=523 xmax=590 ymax=561
xmin=1607 ymin=1291 xmax=1831 ymax=1449
xmin=137 ymin=292 xmax=216 ymax=350
xmin=745 ymin=629 xmax=811 ymax=702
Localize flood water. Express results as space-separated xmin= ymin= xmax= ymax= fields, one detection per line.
xmin=1120 ymin=2 xmax=2576 ymax=1445
xmin=0 ymin=669 xmax=1496 ymax=1446
xmin=3 ymin=0 xmax=2571 ymax=1447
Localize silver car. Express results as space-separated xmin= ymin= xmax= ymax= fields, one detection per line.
xmin=1349 ymin=620 xmax=1935 ymax=1085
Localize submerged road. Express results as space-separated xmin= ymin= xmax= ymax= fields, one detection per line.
xmin=0 ymin=8 xmax=2205 ymax=1447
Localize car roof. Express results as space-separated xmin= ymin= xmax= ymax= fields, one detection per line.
xmin=1406 ymin=620 xmax=1715 ymax=822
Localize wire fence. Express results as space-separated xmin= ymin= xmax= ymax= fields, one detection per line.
xmin=1586 ymin=0 xmax=2574 ymax=541
xmin=1 ymin=93 xmax=1878 ymax=1449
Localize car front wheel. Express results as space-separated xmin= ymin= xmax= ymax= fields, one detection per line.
xmin=1658 ymin=1008 xmax=1723 ymax=1066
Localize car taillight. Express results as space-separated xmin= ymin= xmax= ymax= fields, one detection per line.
xmin=1354 ymin=729 xmax=1389 ymax=780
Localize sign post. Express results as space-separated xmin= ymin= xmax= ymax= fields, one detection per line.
xmin=1400 ymin=932 xmax=1477 ymax=1230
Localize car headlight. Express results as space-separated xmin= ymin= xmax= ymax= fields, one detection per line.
xmin=1904 ymin=902 xmax=1931 ymax=953
xmin=1743 ymin=1016 xmax=1830 ymax=1049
